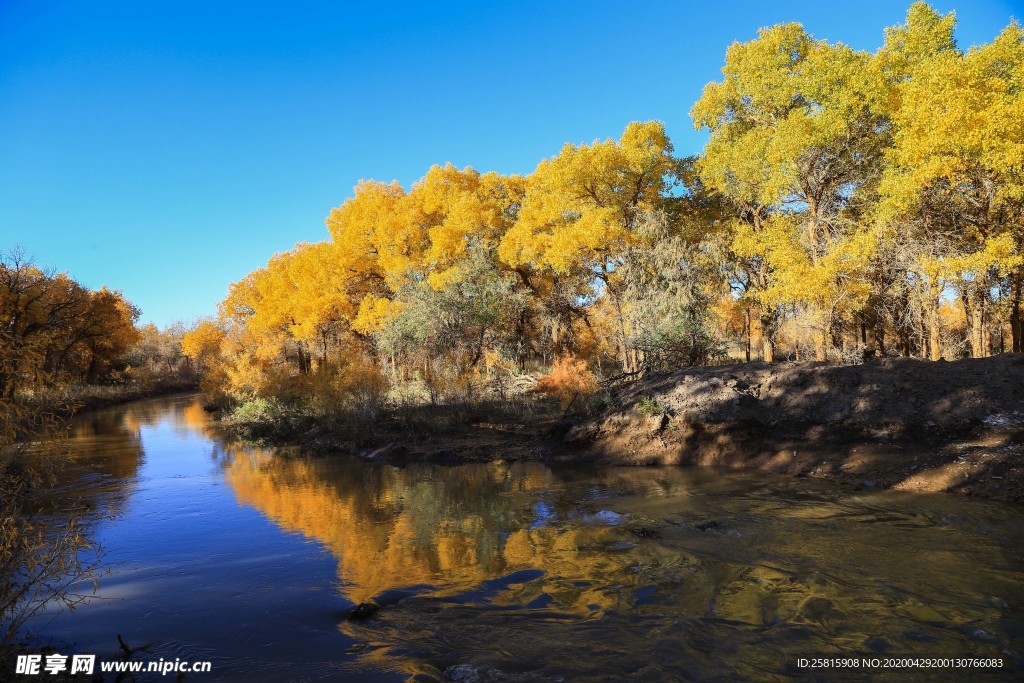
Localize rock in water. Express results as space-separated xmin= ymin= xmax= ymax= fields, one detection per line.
xmin=348 ymin=602 xmax=380 ymax=621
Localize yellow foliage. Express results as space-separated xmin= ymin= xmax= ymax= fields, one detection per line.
xmin=1 ymin=254 xmax=141 ymax=392
xmin=413 ymin=164 xmax=525 ymax=289
xmin=352 ymin=295 xmax=405 ymax=335
xmin=499 ymin=121 xmax=674 ymax=275
xmin=307 ymin=358 xmax=391 ymax=415
xmin=326 ymin=179 xmax=413 ymax=290
xmin=196 ymin=4 xmax=1023 ymax=398
xmin=181 ymin=320 xmax=225 ymax=366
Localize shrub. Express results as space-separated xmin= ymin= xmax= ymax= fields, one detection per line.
xmin=220 ymin=396 xmax=313 ymax=442
xmin=308 ymin=358 xmax=391 ymax=422
xmin=534 ymin=355 xmax=598 ymax=412
xmin=635 ymin=397 xmax=663 ymax=417
xmin=1 ymin=395 xmax=101 ymax=660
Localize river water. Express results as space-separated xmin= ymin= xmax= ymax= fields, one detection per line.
xmin=23 ymin=394 xmax=1024 ymax=681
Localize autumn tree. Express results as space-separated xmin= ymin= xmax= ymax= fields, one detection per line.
xmin=198 ymin=2 xmax=1024 ymax=413
xmin=876 ymin=3 xmax=1024 ymax=358
xmin=611 ymin=161 xmax=731 ymax=371
xmin=692 ymin=23 xmax=886 ymax=361
xmin=0 ymin=250 xmax=141 ymax=397
xmin=180 ymin=319 xmax=226 ymax=373
xmin=499 ymin=122 xmax=679 ymax=371
xmin=375 ymin=248 xmax=530 ymax=386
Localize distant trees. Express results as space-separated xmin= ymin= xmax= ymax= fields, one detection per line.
xmin=190 ymin=2 xmax=1023 ymax=410
xmin=0 ymin=249 xmax=141 ymax=397
xmin=123 ymin=321 xmax=201 ymax=386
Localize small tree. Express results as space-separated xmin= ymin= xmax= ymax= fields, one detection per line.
xmin=617 ymin=211 xmax=726 ymax=372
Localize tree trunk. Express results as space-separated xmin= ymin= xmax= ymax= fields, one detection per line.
xmin=899 ymin=327 xmax=912 ymax=357
xmin=296 ymin=343 xmax=311 ymax=375
xmin=917 ymin=304 xmax=928 ymax=359
xmin=984 ymin=319 xmax=993 ymax=357
xmin=813 ymin=307 xmax=834 ymax=362
xmin=609 ymin=289 xmax=632 ymax=373
xmin=859 ymin=315 xmax=875 ymax=360
xmin=923 ymin=295 xmax=942 ymax=361
xmin=1011 ymin=267 xmax=1022 ymax=353
xmin=86 ymin=354 xmax=102 ymax=384
xmin=814 ymin=333 xmax=827 ymax=362
xmin=962 ymin=276 xmax=989 ymax=358
xmin=744 ymin=307 xmax=752 ymax=363
xmin=759 ymin=305 xmax=778 ymax=363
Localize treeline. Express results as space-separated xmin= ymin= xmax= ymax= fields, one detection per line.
xmin=185 ymin=3 xmax=1023 ymax=410
xmin=1 ymin=250 xmax=200 ymax=405
xmin=0 ymin=250 xmax=141 ymax=398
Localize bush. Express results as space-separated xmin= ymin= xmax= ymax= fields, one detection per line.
xmin=635 ymin=397 xmax=663 ymax=417
xmin=221 ymin=397 xmax=310 ymax=441
xmin=534 ymin=355 xmax=598 ymax=413
xmin=630 ymin=317 xmax=725 ymax=371
xmin=318 ymin=358 xmax=391 ymax=421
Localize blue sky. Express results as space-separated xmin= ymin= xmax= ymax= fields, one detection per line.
xmin=1 ymin=0 xmax=1019 ymax=326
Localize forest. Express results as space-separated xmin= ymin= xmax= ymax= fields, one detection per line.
xmin=0 ymin=247 xmax=197 ymax=412
xmin=173 ymin=3 xmax=1023 ymax=422
xmin=0 ymin=255 xmax=194 ymax=656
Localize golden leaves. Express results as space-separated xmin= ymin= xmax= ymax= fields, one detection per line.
xmin=0 ymin=254 xmax=142 ymax=393
xmin=202 ymin=2 xmax=1023 ymax=387
xmin=499 ymin=121 xmax=675 ymax=274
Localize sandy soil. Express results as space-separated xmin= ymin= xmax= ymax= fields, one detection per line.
xmin=561 ymin=354 xmax=1024 ymax=502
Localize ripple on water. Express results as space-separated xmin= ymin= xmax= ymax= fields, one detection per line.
xmin=21 ymin=395 xmax=1024 ymax=681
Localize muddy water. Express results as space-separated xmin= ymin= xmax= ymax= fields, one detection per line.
xmin=25 ymin=395 xmax=1024 ymax=681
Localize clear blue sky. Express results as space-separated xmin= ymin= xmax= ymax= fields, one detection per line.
xmin=1 ymin=0 xmax=1019 ymax=327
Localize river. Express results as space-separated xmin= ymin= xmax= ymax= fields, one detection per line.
xmin=22 ymin=394 xmax=1024 ymax=681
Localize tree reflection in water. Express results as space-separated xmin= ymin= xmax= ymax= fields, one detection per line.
xmin=224 ymin=450 xmax=1024 ymax=681
xmin=25 ymin=396 xmax=1024 ymax=681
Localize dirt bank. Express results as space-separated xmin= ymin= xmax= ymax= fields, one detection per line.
xmin=562 ymin=354 xmax=1024 ymax=501
xmin=220 ymin=355 xmax=1024 ymax=502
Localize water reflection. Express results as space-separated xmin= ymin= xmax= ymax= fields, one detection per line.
xmin=225 ymin=455 xmax=647 ymax=611
xmin=32 ymin=396 xmax=1024 ymax=681
xmin=224 ymin=448 xmax=1024 ymax=681
xmin=41 ymin=399 xmax=159 ymax=520
xmin=66 ymin=408 xmax=145 ymax=479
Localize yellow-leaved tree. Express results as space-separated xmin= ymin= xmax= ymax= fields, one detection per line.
xmin=692 ymin=23 xmax=885 ymax=360
xmin=877 ymin=2 xmax=1024 ymax=357
xmin=499 ymin=121 xmax=678 ymax=370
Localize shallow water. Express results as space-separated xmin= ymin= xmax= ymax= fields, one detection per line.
xmin=23 ymin=394 xmax=1024 ymax=681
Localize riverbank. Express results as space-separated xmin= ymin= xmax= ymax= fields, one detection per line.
xmin=218 ymin=355 xmax=1024 ymax=502
xmin=565 ymin=354 xmax=1024 ymax=502
xmin=24 ymin=379 xmax=200 ymax=422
